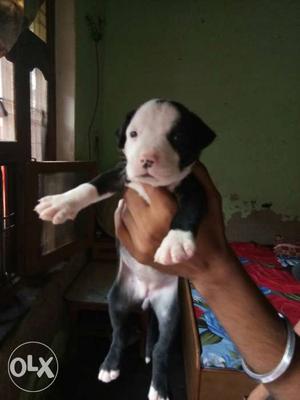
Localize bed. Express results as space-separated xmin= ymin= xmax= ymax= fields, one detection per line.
xmin=180 ymin=242 xmax=300 ymax=400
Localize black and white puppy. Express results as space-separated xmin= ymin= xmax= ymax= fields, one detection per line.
xmin=35 ymin=99 xmax=215 ymax=400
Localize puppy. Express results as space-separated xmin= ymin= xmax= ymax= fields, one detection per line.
xmin=35 ymin=99 xmax=215 ymax=400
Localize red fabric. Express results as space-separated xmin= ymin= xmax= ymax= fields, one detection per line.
xmin=267 ymin=295 xmax=300 ymax=326
xmin=193 ymin=306 xmax=204 ymax=320
xmin=244 ymin=263 xmax=300 ymax=293
xmin=230 ymin=242 xmax=300 ymax=326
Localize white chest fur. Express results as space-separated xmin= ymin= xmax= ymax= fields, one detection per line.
xmin=119 ymin=245 xmax=178 ymax=310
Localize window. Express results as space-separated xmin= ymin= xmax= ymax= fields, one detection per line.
xmin=30 ymin=2 xmax=49 ymax=161
xmin=30 ymin=67 xmax=48 ymax=160
xmin=30 ymin=2 xmax=47 ymax=42
xmin=0 ymin=0 xmax=56 ymax=279
xmin=1 ymin=1 xmax=93 ymax=279
xmin=22 ymin=162 xmax=96 ymax=275
xmin=0 ymin=0 xmax=55 ymax=160
xmin=0 ymin=58 xmax=16 ymax=142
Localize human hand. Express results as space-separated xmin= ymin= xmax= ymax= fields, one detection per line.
xmin=114 ymin=162 xmax=232 ymax=281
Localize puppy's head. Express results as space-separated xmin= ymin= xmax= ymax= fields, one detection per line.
xmin=117 ymin=99 xmax=216 ymax=186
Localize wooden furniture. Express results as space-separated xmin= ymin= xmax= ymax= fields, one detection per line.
xmin=180 ymin=279 xmax=256 ymax=400
xmin=64 ymin=235 xmax=118 ymax=321
xmin=64 ymin=235 xmax=149 ymax=356
xmin=22 ymin=161 xmax=97 ymax=275
xmin=65 ymin=259 xmax=118 ymax=320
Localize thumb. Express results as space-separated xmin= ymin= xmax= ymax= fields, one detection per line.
xmin=142 ymin=184 xmax=176 ymax=211
xmin=114 ymin=199 xmax=135 ymax=251
xmin=114 ymin=199 xmax=125 ymax=235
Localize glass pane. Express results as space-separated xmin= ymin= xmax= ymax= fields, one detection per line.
xmin=38 ymin=172 xmax=90 ymax=255
xmin=30 ymin=2 xmax=47 ymax=42
xmin=0 ymin=58 xmax=16 ymax=142
xmin=30 ymin=68 xmax=48 ymax=161
xmin=30 ymin=3 xmax=48 ymax=160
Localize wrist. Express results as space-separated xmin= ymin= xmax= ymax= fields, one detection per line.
xmin=190 ymin=244 xmax=239 ymax=293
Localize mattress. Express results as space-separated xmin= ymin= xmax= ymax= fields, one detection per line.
xmin=191 ymin=242 xmax=300 ymax=370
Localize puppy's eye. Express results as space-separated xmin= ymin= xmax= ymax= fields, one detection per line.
xmin=129 ymin=131 xmax=138 ymax=138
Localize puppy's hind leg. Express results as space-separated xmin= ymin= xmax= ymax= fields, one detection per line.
xmin=145 ymin=308 xmax=159 ymax=364
xmin=98 ymin=281 xmax=130 ymax=383
xmin=148 ymin=283 xmax=179 ymax=400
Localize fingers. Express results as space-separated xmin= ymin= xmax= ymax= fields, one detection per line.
xmin=114 ymin=199 xmax=143 ymax=249
xmin=114 ymin=200 xmax=135 ymax=251
xmin=122 ymin=190 xmax=152 ymax=229
xmin=192 ymin=162 xmax=221 ymax=201
xmin=114 ymin=199 xmax=124 ymax=234
xmin=124 ymin=185 xmax=176 ymax=222
xmin=192 ymin=162 xmax=217 ymax=194
xmin=122 ymin=205 xmax=140 ymax=237
xmin=123 ymin=188 xmax=149 ymax=215
xmin=142 ymin=184 xmax=177 ymax=213
xmin=116 ymin=220 xmax=134 ymax=252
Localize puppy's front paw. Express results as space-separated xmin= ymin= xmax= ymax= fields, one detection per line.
xmin=34 ymin=194 xmax=79 ymax=225
xmin=154 ymin=229 xmax=196 ymax=265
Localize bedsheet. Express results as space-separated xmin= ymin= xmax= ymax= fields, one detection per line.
xmin=191 ymin=242 xmax=300 ymax=370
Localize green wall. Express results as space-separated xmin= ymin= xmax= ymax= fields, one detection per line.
xmin=75 ymin=0 xmax=300 ymax=227
xmin=75 ymin=0 xmax=104 ymax=161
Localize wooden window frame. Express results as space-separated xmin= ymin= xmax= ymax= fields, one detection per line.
xmin=0 ymin=0 xmax=56 ymax=163
xmin=22 ymin=161 xmax=97 ymax=276
xmin=1 ymin=1 xmax=93 ymax=278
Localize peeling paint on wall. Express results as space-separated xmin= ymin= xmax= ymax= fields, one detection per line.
xmin=224 ymin=194 xmax=300 ymax=244
xmin=223 ymin=195 xmax=300 ymax=225
xmin=226 ymin=209 xmax=300 ymax=245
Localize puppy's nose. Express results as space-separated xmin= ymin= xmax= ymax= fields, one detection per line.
xmin=140 ymin=152 xmax=159 ymax=169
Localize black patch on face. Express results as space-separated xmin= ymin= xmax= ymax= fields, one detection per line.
xmin=167 ymin=101 xmax=216 ymax=169
xmin=116 ymin=109 xmax=136 ymax=149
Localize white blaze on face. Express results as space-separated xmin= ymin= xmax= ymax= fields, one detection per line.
xmin=124 ymin=100 xmax=182 ymax=186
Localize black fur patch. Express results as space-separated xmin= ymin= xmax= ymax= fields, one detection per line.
xmin=90 ymin=162 xmax=127 ymax=195
xmin=167 ymin=101 xmax=216 ymax=169
xmin=172 ymin=173 xmax=207 ymax=235
xmin=151 ymin=297 xmax=179 ymax=400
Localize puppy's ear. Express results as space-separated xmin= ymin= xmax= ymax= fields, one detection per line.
xmin=116 ymin=109 xmax=136 ymax=149
xmin=188 ymin=111 xmax=216 ymax=149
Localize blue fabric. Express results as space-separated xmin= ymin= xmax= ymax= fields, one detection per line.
xmin=191 ymin=288 xmax=243 ymax=370
xmin=277 ymin=255 xmax=300 ymax=268
xmin=191 ymin=247 xmax=300 ymax=370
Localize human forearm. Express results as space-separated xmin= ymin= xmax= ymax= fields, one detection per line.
xmin=191 ymin=250 xmax=300 ymax=400
xmin=115 ymin=163 xmax=300 ymax=399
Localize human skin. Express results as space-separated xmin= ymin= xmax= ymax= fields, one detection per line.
xmin=248 ymin=325 xmax=300 ymax=400
xmin=114 ymin=162 xmax=300 ymax=400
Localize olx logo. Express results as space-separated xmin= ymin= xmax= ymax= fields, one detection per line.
xmin=8 ymin=341 xmax=58 ymax=392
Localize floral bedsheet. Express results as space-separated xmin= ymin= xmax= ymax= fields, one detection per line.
xmin=191 ymin=242 xmax=300 ymax=370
